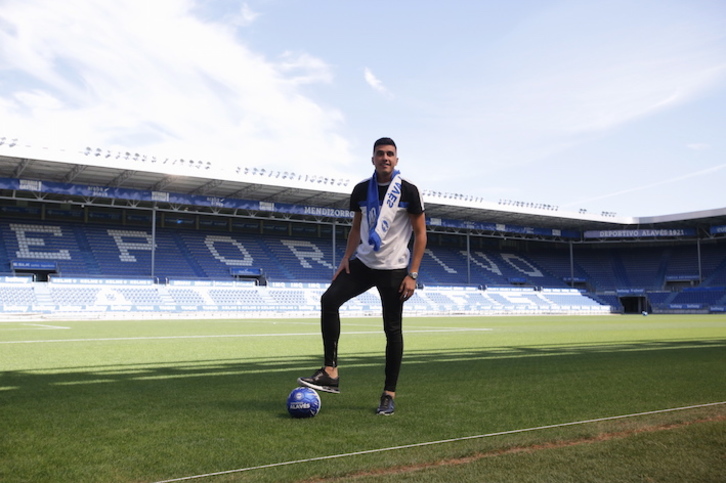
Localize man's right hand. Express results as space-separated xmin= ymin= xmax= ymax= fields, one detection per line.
xmin=333 ymin=258 xmax=350 ymax=280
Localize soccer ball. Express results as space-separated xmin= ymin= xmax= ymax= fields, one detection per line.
xmin=286 ymin=387 xmax=321 ymax=418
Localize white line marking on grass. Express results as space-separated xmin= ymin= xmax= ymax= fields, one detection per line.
xmin=25 ymin=323 xmax=71 ymax=329
xmin=0 ymin=328 xmax=492 ymax=344
xmin=0 ymin=333 xmax=320 ymax=344
xmin=152 ymin=401 xmax=726 ymax=483
xmin=0 ymin=323 xmax=71 ymax=331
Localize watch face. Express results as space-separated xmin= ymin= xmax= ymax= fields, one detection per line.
xmin=409 ymin=272 xmax=418 ymax=280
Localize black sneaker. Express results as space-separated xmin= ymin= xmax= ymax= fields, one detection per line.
xmin=376 ymin=393 xmax=395 ymax=416
xmin=297 ymin=368 xmax=340 ymax=394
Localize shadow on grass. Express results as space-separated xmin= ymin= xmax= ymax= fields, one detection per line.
xmin=2 ymin=338 xmax=724 ymax=392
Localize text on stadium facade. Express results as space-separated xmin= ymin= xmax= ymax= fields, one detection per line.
xmin=303 ymin=207 xmax=353 ymax=218
xmin=584 ymin=228 xmax=696 ymax=239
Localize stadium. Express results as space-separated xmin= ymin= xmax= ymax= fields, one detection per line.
xmin=1 ymin=139 xmax=725 ymax=483
xmin=1 ymin=139 xmax=725 ymax=318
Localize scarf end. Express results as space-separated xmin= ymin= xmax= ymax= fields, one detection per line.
xmin=368 ymin=232 xmax=382 ymax=252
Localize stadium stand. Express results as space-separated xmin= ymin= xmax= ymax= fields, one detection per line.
xmin=3 ymin=212 xmax=725 ymax=316
xmin=0 ymin=282 xmax=38 ymax=305
xmin=0 ymin=216 xmax=618 ymax=316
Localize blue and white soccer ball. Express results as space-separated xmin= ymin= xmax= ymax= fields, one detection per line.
xmin=287 ymin=387 xmax=321 ymax=418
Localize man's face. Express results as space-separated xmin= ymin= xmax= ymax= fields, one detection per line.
xmin=371 ymin=144 xmax=398 ymax=180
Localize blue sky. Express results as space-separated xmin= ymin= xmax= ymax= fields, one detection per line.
xmin=1 ymin=0 xmax=725 ymax=217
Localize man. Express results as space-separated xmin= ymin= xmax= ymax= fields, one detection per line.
xmin=298 ymin=137 xmax=427 ymax=416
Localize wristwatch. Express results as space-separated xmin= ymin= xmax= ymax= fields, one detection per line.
xmin=408 ymin=271 xmax=418 ymax=280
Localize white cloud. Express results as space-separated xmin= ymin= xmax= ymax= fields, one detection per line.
xmin=12 ymin=90 xmax=64 ymax=111
xmin=486 ymin=39 xmax=725 ymax=139
xmin=563 ymin=163 xmax=726 ymax=209
xmin=278 ymin=51 xmax=333 ymax=85
xmin=236 ymin=3 xmax=260 ymax=27
xmin=0 ymin=0 xmax=354 ymax=177
xmin=420 ymin=0 xmax=726 ymax=177
xmin=364 ymin=67 xmax=392 ymax=97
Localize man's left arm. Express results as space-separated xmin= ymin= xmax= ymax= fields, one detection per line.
xmin=408 ymin=212 xmax=427 ymax=275
xmin=400 ymin=212 xmax=427 ymax=298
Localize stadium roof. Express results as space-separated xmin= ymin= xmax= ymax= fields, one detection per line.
xmin=2 ymin=141 xmax=725 ymax=237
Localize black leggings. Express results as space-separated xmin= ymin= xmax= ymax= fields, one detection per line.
xmin=320 ymin=258 xmax=407 ymax=393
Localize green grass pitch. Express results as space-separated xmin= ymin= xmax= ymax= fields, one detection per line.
xmin=1 ymin=314 xmax=725 ymax=482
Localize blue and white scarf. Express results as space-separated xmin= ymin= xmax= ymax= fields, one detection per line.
xmin=366 ymin=169 xmax=402 ymax=252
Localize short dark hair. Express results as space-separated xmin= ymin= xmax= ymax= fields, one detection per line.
xmin=373 ymin=137 xmax=396 ymax=152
